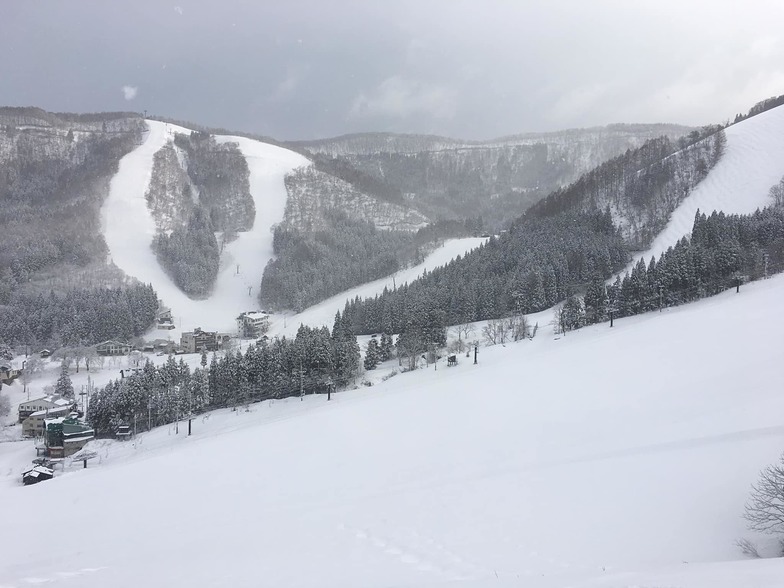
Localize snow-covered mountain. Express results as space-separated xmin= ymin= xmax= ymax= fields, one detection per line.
xmin=1 ymin=271 xmax=782 ymax=588
xmin=101 ymin=120 xmax=309 ymax=333
xmin=2 ymin=102 xmax=784 ymax=588
xmin=291 ymin=124 xmax=691 ymax=157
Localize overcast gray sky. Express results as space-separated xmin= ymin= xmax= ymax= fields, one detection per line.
xmin=2 ymin=0 xmax=783 ymax=140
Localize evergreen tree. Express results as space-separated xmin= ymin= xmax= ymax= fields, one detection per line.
xmin=379 ymin=333 xmax=394 ymax=361
xmin=54 ymin=362 xmax=75 ymax=399
xmin=364 ymin=338 xmax=380 ymax=371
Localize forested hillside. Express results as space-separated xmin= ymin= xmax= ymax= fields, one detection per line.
xmin=172 ymin=131 xmax=254 ymax=234
xmin=339 ymin=116 xmax=784 ymax=358
xmin=0 ymin=108 xmax=144 ymax=286
xmin=603 ymin=203 xmax=784 ymax=322
xmin=341 ymin=210 xmax=627 ymax=336
xmin=528 ymin=126 xmax=726 ymax=248
xmin=153 ymin=207 xmax=220 ymax=299
xmin=0 ymin=109 xmax=160 ymax=348
xmin=260 ymin=210 xmax=423 ymax=311
xmin=283 ymin=166 xmax=428 ymax=232
xmin=144 ymin=142 xmax=194 ymax=234
xmin=0 ymin=283 xmax=158 ymax=348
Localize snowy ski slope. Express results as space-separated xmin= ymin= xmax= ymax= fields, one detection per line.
xmin=101 ymin=121 xmax=310 ymax=334
xmin=1 ymin=274 xmax=783 ymax=587
xmin=627 ymin=105 xmax=784 ymax=272
xmin=101 ymin=122 xmax=484 ymax=338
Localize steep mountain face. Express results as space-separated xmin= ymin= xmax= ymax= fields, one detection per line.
xmin=0 ymin=108 xmax=144 ymax=289
xmin=293 ymin=124 xmax=692 ymax=226
xmin=283 ymin=166 xmax=429 ymax=232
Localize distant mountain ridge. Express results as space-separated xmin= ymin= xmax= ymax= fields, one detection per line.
xmin=292 ymin=124 xmax=693 ymax=226
xmin=291 ymin=123 xmax=692 ymax=155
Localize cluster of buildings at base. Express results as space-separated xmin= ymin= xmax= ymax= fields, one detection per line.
xmin=3 ymin=312 xmax=271 ymax=372
xmin=96 ymin=311 xmax=270 ymax=357
xmin=8 ymin=310 xmax=272 ymax=484
xmin=17 ymin=395 xmax=94 ymax=459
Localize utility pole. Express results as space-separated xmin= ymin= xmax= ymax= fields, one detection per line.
xmin=473 ymin=344 xmax=478 ymax=365
xmin=658 ymin=285 xmax=663 ymax=312
xmin=299 ymin=359 xmax=304 ymax=401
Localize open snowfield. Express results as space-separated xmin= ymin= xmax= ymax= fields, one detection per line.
xmin=101 ymin=121 xmax=310 ymax=335
xmin=2 ymin=272 xmax=783 ymax=587
xmin=625 ymin=105 xmax=784 ymax=273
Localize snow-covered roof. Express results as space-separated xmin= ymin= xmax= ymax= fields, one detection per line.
xmin=23 ymin=465 xmax=53 ymax=477
xmin=64 ymin=435 xmax=93 ymax=443
xmin=20 ymin=395 xmax=72 ymax=409
xmin=242 ymin=311 xmax=269 ymax=320
xmin=29 ymin=405 xmax=71 ymax=418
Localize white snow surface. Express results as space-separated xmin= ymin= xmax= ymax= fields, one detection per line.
xmin=2 ymin=273 xmax=784 ymax=587
xmin=627 ymin=105 xmax=784 ymax=272
xmin=101 ymin=120 xmax=310 ymax=334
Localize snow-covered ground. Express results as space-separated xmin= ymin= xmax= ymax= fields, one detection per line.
xmin=626 ymin=105 xmax=784 ymax=272
xmin=101 ymin=120 xmax=310 ymax=335
xmin=2 ymin=272 xmax=783 ymax=587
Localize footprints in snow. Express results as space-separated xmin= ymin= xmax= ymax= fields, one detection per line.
xmin=340 ymin=524 xmax=486 ymax=581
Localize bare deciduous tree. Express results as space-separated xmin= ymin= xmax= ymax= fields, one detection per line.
xmin=83 ymin=347 xmax=98 ymax=372
xmin=482 ymin=319 xmax=509 ymax=346
xmin=503 ymin=313 xmax=529 ymax=341
xmin=455 ymin=323 xmax=475 ymax=352
xmin=744 ymin=454 xmax=784 ymax=534
xmin=735 ymin=538 xmax=761 ymax=558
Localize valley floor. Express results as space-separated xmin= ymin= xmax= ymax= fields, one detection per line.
xmin=1 ymin=273 xmax=783 ymax=587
